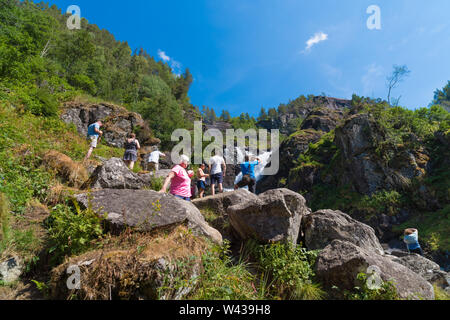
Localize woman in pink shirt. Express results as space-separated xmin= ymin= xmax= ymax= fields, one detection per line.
xmin=159 ymin=155 xmax=194 ymax=201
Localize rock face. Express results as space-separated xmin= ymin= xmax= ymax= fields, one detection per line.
xmin=315 ymin=240 xmax=435 ymax=300
xmin=61 ymin=101 xmax=159 ymax=148
xmin=82 ymin=158 xmax=149 ymax=190
xmin=75 ymin=189 xmax=222 ymax=244
xmin=257 ymin=104 xmax=346 ymax=194
xmin=335 ymin=113 xmax=430 ymax=196
xmin=257 ymin=129 xmax=324 ymax=193
xmin=227 ymin=188 xmax=310 ymax=244
xmin=388 ymin=254 xmax=449 ymax=289
xmin=301 ymin=209 xmax=384 ymax=254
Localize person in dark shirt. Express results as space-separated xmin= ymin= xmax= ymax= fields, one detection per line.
xmin=123 ymin=133 xmax=140 ymax=170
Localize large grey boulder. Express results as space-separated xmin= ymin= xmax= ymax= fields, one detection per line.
xmin=192 ymin=189 xmax=258 ymax=216
xmin=388 ymin=253 xmax=449 ymax=289
xmin=301 ymin=209 xmax=384 ymax=255
xmin=315 ymin=240 xmax=435 ymax=300
xmin=75 ymin=189 xmax=222 ymax=244
xmin=227 ymin=188 xmax=310 ymax=244
xmin=82 ymin=158 xmax=149 ymax=190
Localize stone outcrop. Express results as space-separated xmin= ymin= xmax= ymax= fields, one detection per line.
xmin=227 ymin=188 xmax=310 ymax=244
xmin=75 ymin=189 xmax=222 ymax=244
xmin=60 ymin=101 xmax=159 ymax=148
xmin=387 ymin=253 xmax=449 ymax=289
xmin=335 ymin=113 xmax=430 ymax=196
xmin=301 ymin=209 xmax=384 ymax=254
xmin=315 ymin=240 xmax=435 ymax=300
xmin=82 ymin=158 xmax=149 ymax=190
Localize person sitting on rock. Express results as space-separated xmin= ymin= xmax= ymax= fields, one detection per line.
xmin=159 ymin=155 xmax=194 ymax=201
xmin=404 ymin=228 xmax=423 ymax=256
xmin=147 ymin=147 xmax=166 ymax=172
xmin=84 ymin=120 xmax=103 ymax=163
xmin=123 ymin=133 xmax=140 ymax=170
xmin=234 ymin=155 xmax=260 ymax=194
xmin=196 ymin=162 xmax=209 ymax=198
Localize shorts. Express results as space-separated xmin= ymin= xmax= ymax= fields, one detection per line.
xmin=210 ymin=172 xmax=223 ymax=185
xmin=197 ymin=180 xmax=206 ymax=190
xmin=173 ymin=194 xmax=191 ymax=202
xmin=88 ymin=136 xmax=98 ymax=148
xmin=236 ymin=175 xmax=256 ymax=194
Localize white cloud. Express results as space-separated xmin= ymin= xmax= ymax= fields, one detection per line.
xmin=157 ymin=49 xmax=170 ymax=62
xmin=303 ymin=32 xmax=328 ymax=53
xmin=158 ymin=49 xmax=183 ymax=75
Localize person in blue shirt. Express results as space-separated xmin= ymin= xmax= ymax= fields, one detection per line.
xmin=234 ymin=155 xmax=260 ymax=194
xmin=84 ymin=120 xmax=103 ymax=162
xmin=403 ymin=228 xmax=423 ymax=256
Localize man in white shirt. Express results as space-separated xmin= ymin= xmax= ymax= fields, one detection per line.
xmin=147 ymin=147 xmax=166 ymax=171
xmin=208 ymin=150 xmax=226 ymax=196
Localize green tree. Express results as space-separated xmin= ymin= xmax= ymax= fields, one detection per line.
xmin=433 ymin=81 xmax=450 ymax=112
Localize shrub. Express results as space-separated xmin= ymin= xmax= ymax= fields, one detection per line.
xmin=246 ymin=241 xmax=324 ymax=300
xmin=343 ymin=272 xmax=399 ymax=300
xmin=47 ymin=197 xmax=105 ymax=262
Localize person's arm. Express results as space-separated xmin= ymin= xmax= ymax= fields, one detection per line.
xmin=159 ymin=172 xmax=175 ymax=193
xmin=160 ymin=152 xmax=166 ymax=157
xmin=222 ymin=158 xmax=226 ymax=174
xmin=136 ymin=140 xmax=141 ymax=150
xmin=199 ymin=168 xmax=209 ymax=178
xmin=94 ymin=125 xmax=103 ymax=136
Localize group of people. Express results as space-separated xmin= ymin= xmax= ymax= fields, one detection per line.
xmin=83 ymin=121 xmax=261 ymax=202
xmin=84 ymin=120 xmax=425 ymax=256
xmin=160 ymin=150 xmax=261 ymax=202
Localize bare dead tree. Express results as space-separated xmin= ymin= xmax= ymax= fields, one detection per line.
xmin=386 ymin=65 xmax=410 ymax=106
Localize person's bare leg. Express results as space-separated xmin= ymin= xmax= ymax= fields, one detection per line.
xmin=84 ymin=147 xmax=94 ymax=163
xmin=129 ymin=161 xmax=135 ymax=170
xmin=199 ymin=189 xmax=204 ymax=198
xmin=219 ymin=183 xmax=223 ymax=193
xmin=211 ymin=184 xmax=216 ymax=196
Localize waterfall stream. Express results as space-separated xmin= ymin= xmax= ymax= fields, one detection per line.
xmin=223 ymin=147 xmax=272 ymax=192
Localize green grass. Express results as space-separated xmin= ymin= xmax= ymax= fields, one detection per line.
xmin=190 ymin=241 xmax=262 ymax=300
xmin=0 ymin=103 xmax=122 ymax=214
xmin=0 ymin=193 xmax=41 ymax=273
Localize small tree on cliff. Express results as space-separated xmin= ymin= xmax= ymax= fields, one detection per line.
xmin=386 ymin=65 xmax=410 ymax=106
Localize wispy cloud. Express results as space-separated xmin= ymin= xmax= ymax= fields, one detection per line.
xmin=302 ymin=32 xmax=328 ymax=53
xmin=157 ymin=49 xmax=183 ymax=76
xmin=157 ymin=49 xmax=170 ymax=62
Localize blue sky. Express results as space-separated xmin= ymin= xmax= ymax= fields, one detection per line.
xmin=48 ymin=0 xmax=450 ymax=117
